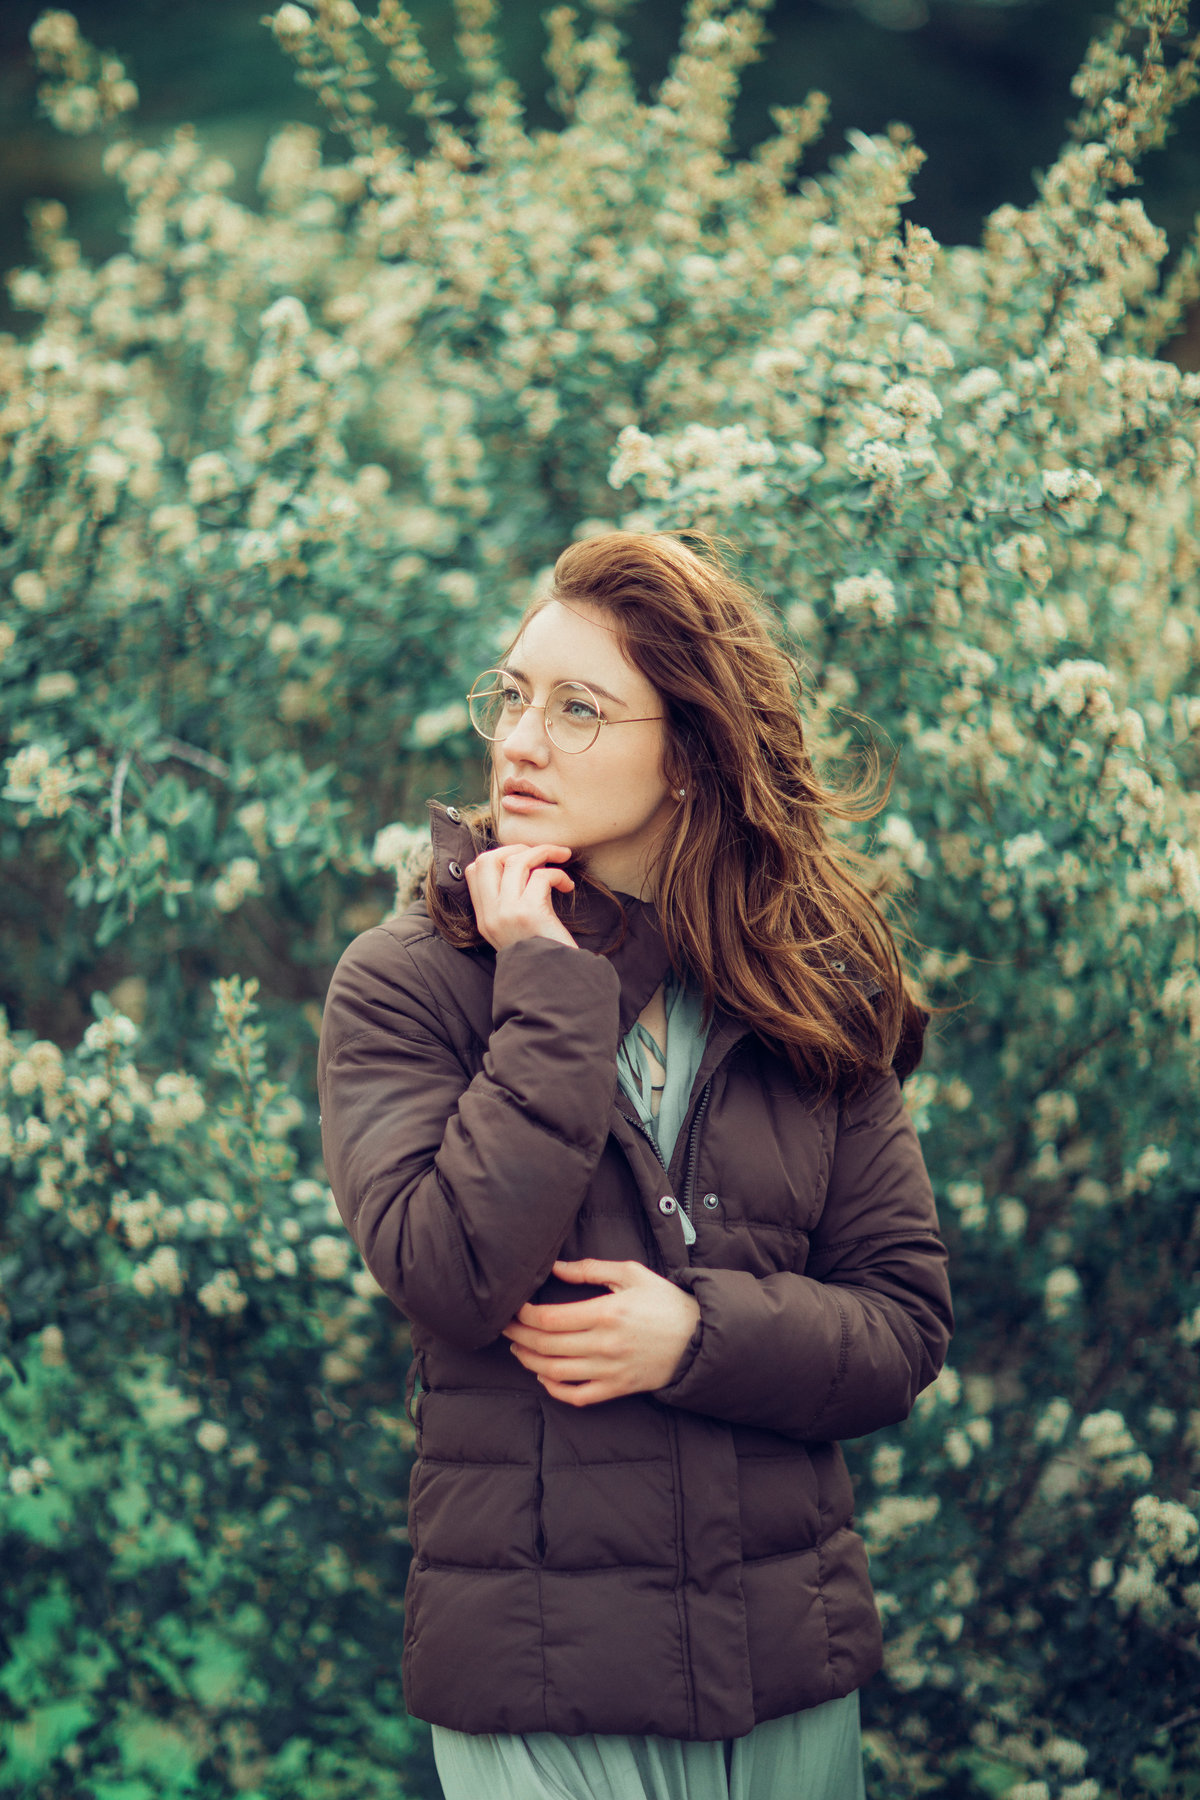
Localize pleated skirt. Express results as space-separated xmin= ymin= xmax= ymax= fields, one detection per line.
xmin=432 ymin=1690 xmax=865 ymax=1800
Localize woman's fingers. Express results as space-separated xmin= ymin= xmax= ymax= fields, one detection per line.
xmin=508 ymin=1345 xmax=609 ymax=1382
xmin=550 ymin=1258 xmax=649 ymax=1290
xmin=538 ymin=1378 xmax=618 ymax=1408
xmin=503 ymin=1317 xmax=603 ymax=1353
xmin=496 ymin=841 xmax=569 ymax=879
xmin=481 ymin=842 xmax=571 ymax=883
xmin=508 ymin=1295 xmax=613 ymax=1333
xmin=496 ymin=850 xmax=573 ymax=918
xmin=464 ymin=843 xmax=577 ymax=949
xmin=522 ymin=866 xmax=575 ymax=910
xmin=465 ymin=844 xmax=570 ymax=903
xmin=505 ymin=1261 xmax=700 ymax=1402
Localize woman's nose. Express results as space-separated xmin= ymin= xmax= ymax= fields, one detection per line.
xmin=501 ymin=703 xmax=551 ymax=760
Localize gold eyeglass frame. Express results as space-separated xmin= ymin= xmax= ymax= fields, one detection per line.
xmin=466 ymin=668 xmax=662 ymax=755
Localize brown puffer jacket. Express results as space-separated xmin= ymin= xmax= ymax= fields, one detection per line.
xmin=317 ymin=805 xmax=952 ymax=1740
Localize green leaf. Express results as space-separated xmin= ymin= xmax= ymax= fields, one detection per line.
xmin=65 ymin=1638 xmax=119 ymax=1695
xmin=2 ymin=1485 xmax=73 ymax=1546
xmin=109 ymin=1479 xmax=150 ymax=1530
xmin=0 ymin=1698 xmax=94 ymax=1780
xmin=111 ymin=1714 xmax=201 ymax=1783
xmin=958 ymin=1750 xmax=1028 ymax=1797
xmin=1132 ymin=1754 xmax=1175 ymax=1795
xmin=183 ymin=1629 xmax=247 ymax=1709
xmin=109 ymin=1513 xmax=202 ymax=1573
xmin=9 ymin=1585 xmax=73 ymax=1664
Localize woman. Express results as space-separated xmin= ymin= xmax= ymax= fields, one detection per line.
xmin=318 ymin=532 xmax=952 ymax=1800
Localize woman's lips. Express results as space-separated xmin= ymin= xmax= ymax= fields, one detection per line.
xmin=500 ymin=790 xmax=554 ymax=812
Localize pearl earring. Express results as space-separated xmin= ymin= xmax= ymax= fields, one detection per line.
xmin=675 ymin=787 xmax=686 ymax=800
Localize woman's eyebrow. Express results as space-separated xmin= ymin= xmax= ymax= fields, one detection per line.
xmin=504 ymin=665 xmax=625 ymax=705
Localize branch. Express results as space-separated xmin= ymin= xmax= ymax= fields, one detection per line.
xmin=157 ymin=738 xmax=232 ymax=781
xmin=110 ymin=750 xmax=132 ymax=840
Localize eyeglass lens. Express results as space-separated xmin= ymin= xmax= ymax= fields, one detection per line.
xmin=468 ymin=674 xmax=602 ymax=752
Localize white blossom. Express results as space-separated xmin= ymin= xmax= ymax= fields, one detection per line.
xmin=1034 ymin=1398 xmax=1072 ymax=1444
xmin=131 ymin=1244 xmax=184 ymax=1298
xmin=197 ymin=1268 xmax=247 ymax=1317
xmin=945 ymin=1181 xmax=986 ymax=1229
xmin=871 ymin=1444 xmax=904 ymax=1487
xmin=411 ymin=702 xmax=470 ymax=748
xmin=1131 ymin=1493 xmax=1200 ymax=1566
xmin=186 ymin=451 xmax=238 ymax=504
xmin=833 ymin=569 xmax=897 ymax=625
xmin=863 ymin=1493 xmax=941 ymax=1554
xmin=1041 ymin=466 xmax=1103 ymax=505
xmin=850 ymin=439 xmax=906 ymax=485
xmin=1003 ymin=831 xmax=1047 ymax=870
xmin=310 ymin=1234 xmax=352 ymax=1281
xmin=882 ymin=381 xmax=943 ymax=428
xmin=5 ymin=745 xmax=52 ymax=789
xmin=952 ymin=367 xmax=1002 ymax=405
xmin=1044 ymin=1266 xmax=1082 ymax=1320
xmin=1033 ymin=660 xmax=1115 ymax=723
xmin=82 ymin=1014 xmax=139 ymax=1053
xmin=150 ymin=1072 xmax=205 ymax=1136
xmin=212 ymin=857 xmax=262 ymax=913
xmin=878 ymin=814 xmax=931 ymax=874
xmin=608 ymin=428 xmax=674 ymax=498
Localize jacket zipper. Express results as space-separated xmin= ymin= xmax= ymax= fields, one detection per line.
xmin=532 ymin=1397 xmax=546 ymax=1562
xmin=626 ymin=1111 xmax=697 ymax=1248
xmin=681 ymin=1081 xmax=713 ymax=1227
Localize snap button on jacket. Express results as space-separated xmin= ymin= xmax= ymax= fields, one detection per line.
xmin=317 ymin=818 xmax=952 ymax=1741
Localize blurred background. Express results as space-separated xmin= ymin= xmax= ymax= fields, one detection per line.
xmin=2 ymin=0 xmax=1199 ymax=342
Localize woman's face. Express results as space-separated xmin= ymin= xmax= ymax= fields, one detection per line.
xmin=488 ymin=599 xmax=678 ymax=898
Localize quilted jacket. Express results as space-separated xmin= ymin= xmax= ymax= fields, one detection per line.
xmin=316 ymin=804 xmax=953 ymax=1739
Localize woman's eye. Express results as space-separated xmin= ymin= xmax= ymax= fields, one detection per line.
xmin=562 ymin=698 xmax=601 ymax=723
xmin=499 ymin=686 xmax=525 ymax=709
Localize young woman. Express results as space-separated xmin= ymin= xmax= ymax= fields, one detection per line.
xmin=318 ymin=532 xmax=952 ymax=1800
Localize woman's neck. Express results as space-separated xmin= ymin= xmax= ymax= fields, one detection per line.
xmin=580 ymin=849 xmax=659 ymax=903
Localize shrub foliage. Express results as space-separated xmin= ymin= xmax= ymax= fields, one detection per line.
xmin=2 ymin=2 xmax=1200 ymax=1795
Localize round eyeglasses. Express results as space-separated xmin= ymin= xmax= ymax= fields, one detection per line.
xmin=466 ymin=669 xmax=662 ymax=755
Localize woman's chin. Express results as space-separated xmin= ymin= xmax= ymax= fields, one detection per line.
xmin=494 ymin=815 xmax=568 ymax=851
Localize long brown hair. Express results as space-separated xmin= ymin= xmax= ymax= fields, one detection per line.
xmin=426 ymin=531 xmax=927 ymax=1096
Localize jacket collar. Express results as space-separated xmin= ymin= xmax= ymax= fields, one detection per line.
xmin=428 ymin=799 xmax=680 ymax=1038
xmin=428 ymin=800 xmax=480 ymax=893
xmin=423 ymin=801 xmax=892 ymax=1071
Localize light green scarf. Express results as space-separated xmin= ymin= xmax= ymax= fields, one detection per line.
xmin=615 ymin=971 xmax=708 ymax=1167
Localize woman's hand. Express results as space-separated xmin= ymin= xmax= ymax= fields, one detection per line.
xmin=464 ymin=843 xmax=577 ymax=950
xmin=502 ymin=1260 xmax=701 ymax=1406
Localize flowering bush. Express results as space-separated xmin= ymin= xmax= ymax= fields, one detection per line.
xmin=2 ymin=1 xmax=1200 ymax=1794
xmin=0 ymin=980 xmax=423 ymax=1795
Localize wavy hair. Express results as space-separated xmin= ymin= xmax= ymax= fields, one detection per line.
xmin=426 ymin=531 xmax=927 ymax=1096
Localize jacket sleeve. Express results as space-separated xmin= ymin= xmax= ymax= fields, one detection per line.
xmin=317 ymin=924 xmax=622 ymax=1350
xmin=653 ymin=1068 xmax=952 ymax=1441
